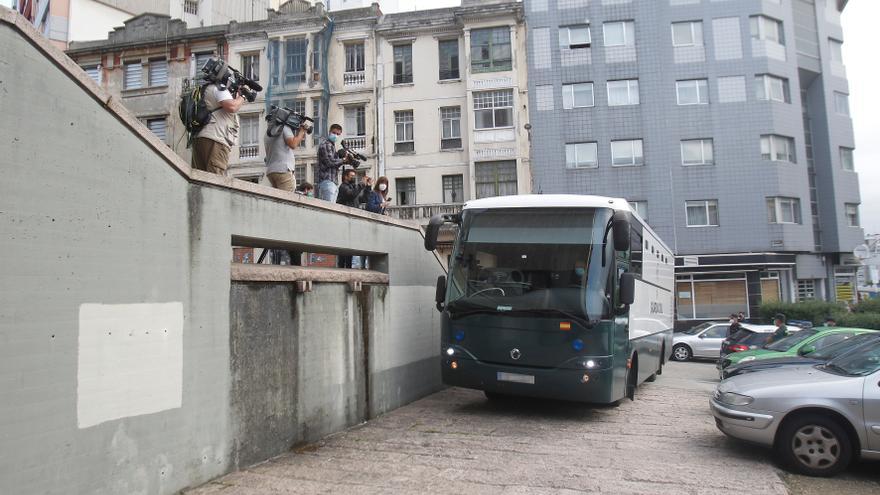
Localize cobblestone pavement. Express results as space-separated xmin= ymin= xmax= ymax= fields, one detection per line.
xmin=189 ymin=361 xmax=878 ymax=495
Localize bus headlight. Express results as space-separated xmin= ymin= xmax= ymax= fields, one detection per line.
xmin=577 ymin=357 xmax=611 ymax=370
xmin=446 ymin=347 xmax=455 ymax=356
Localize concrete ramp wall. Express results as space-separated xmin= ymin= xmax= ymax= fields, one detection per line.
xmin=0 ymin=10 xmax=443 ymax=494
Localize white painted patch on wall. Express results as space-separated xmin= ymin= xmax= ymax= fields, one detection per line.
xmin=77 ymin=302 xmax=184 ymax=428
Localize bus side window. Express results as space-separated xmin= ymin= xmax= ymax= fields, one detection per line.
xmin=630 ymin=226 xmax=643 ymax=276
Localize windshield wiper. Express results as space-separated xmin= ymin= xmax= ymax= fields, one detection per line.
xmin=819 ymin=363 xmax=852 ymax=376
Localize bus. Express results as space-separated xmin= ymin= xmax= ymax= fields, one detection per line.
xmin=424 ymin=195 xmax=674 ymax=404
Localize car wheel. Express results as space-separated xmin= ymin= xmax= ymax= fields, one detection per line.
xmin=672 ymin=344 xmax=692 ymax=362
xmin=776 ymin=414 xmax=852 ymax=477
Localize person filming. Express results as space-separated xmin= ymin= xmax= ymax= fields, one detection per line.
xmin=263 ymin=106 xmax=309 ymax=192
xmin=192 ymin=58 xmax=247 ymax=176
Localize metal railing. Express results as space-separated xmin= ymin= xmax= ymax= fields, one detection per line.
xmin=239 ymin=145 xmax=259 ymax=159
xmin=343 ymin=71 xmax=366 ymax=87
xmin=386 ymin=203 xmax=463 ymax=222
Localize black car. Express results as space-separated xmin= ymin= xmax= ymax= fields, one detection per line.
xmin=719 ymin=326 xmax=777 ymax=356
xmin=720 ymin=332 xmax=880 ymax=379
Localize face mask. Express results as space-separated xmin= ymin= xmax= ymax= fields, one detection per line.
xmin=379 ymin=184 xmax=387 ymax=192
xmin=328 ymin=134 xmax=338 ymax=143
xmin=306 ymin=191 xmax=314 ymax=197
xmin=574 ymin=268 xmax=585 ymax=277
xmin=347 ymin=175 xmax=356 ymax=183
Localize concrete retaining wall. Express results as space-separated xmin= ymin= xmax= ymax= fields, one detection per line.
xmin=0 ymin=10 xmax=443 ymax=494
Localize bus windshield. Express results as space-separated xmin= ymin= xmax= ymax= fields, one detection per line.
xmin=446 ymin=207 xmax=614 ymax=323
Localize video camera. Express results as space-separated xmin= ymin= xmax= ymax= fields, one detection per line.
xmin=201 ymin=57 xmax=263 ymax=103
xmin=337 ymin=139 xmax=368 ymax=168
xmin=265 ymin=105 xmax=314 ymax=137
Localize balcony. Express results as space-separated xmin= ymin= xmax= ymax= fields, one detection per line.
xmin=239 ymin=145 xmax=259 ymax=159
xmin=344 ymin=136 xmax=367 ymax=153
xmin=343 ymin=71 xmax=366 ymax=87
xmin=386 ymin=203 xmax=463 ymax=223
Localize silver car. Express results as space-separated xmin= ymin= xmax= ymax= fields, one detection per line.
xmin=710 ymin=339 xmax=880 ymax=476
xmin=672 ymin=322 xmax=775 ymax=361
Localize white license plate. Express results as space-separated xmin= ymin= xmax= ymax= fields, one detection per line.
xmin=497 ymin=372 xmax=535 ymax=384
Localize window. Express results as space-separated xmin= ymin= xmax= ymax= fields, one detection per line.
xmin=440 ymin=106 xmax=462 ymax=150
xmin=394 ymin=110 xmax=414 ymax=153
xmin=184 ymin=0 xmax=198 ymax=15
xmin=344 ymin=105 xmax=366 ymax=137
xmin=345 ymin=43 xmax=365 ymax=72
xmin=761 ymin=135 xmax=796 ymax=163
xmin=829 ymin=39 xmax=844 ymax=63
xmin=681 ymin=139 xmax=714 ymax=166
xmin=797 ymin=279 xmax=816 ymax=301
xmin=562 ymin=83 xmax=594 ymax=109
xmin=442 ymin=174 xmax=464 ymax=203
xmin=312 ymin=98 xmax=322 ymax=147
xmin=704 ymin=326 xmax=728 ymax=339
xmin=124 ymin=61 xmax=142 ymax=89
xmin=755 ymin=74 xmax=789 ymax=103
xmin=845 ymin=204 xmax=860 ymax=227
xmin=686 ymin=200 xmax=719 ymax=227
xmin=630 ymin=226 xmax=643 ymax=275
xmin=82 ymin=64 xmax=101 ymax=84
xmin=603 ymin=21 xmax=635 ymax=47
xmin=239 ymin=114 xmax=260 ymax=159
xmin=607 ymin=79 xmax=639 ymax=106
xmin=559 ymin=25 xmax=591 ymax=49
xmin=471 ymin=26 xmax=512 ymax=73
xmin=294 ymin=163 xmax=309 ymax=184
xmin=438 ymin=39 xmax=460 ymax=80
xmin=766 ymin=197 xmax=802 ymax=224
xmin=840 ymin=147 xmax=855 ymax=171
xmin=473 ymin=89 xmax=514 ymax=130
xmin=671 ymin=21 xmax=703 ymax=47
xmin=145 ymin=117 xmax=166 ymax=143
xmin=312 ymin=33 xmax=323 ymax=74
xmin=611 ymin=139 xmax=644 ymax=167
xmin=834 ymin=92 xmax=850 ymax=116
xmin=396 ymin=178 xmax=416 ymax=206
xmin=241 ymin=53 xmax=260 ymax=82
xmin=195 ymin=52 xmax=214 ymax=75
xmin=285 ymin=38 xmax=308 ymax=84
xmin=148 ymin=59 xmax=168 ymax=87
xmin=750 ymin=15 xmax=784 ymax=44
xmin=630 ymin=201 xmax=647 ymax=221
xmin=393 ymin=44 xmax=413 ymax=84
xmin=475 ymin=160 xmax=518 ymax=199
xmin=676 ymin=79 xmax=709 ymax=105
xmin=565 ymin=142 xmax=598 ymax=169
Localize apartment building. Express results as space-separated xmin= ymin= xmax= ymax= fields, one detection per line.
xmin=524 ymin=0 xmax=861 ymax=325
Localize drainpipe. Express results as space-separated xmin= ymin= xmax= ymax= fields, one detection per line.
xmin=375 ymin=28 xmax=385 ymax=177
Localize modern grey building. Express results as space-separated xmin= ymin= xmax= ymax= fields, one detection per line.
xmin=524 ymin=0 xmax=862 ymax=325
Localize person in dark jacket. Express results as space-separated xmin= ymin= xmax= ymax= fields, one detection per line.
xmin=336 ymin=168 xmax=372 ymax=209
xmin=728 ymin=314 xmax=743 ymax=338
xmin=767 ymin=313 xmax=788 ymax=344
xmin=366 ymin=176 xmax=391 ymax=215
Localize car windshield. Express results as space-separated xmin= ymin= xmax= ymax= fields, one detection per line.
xmin=764 ymin=329 xmax=819 ymax=352
xmin=823 ymin=341 xmax=880 ymax=376
xmin=446 ymin=207 xmax=614 ymax=322
xmin=809 ymin=333 xmax=878 ymax=360
xmin=683 ymin=322 xmax=715 ymax=335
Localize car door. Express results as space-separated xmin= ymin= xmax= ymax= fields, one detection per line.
xmin=695 ymin=324 xmax=728 ymax=358
xmin=864 ymin=368 xmax=880 ymax=452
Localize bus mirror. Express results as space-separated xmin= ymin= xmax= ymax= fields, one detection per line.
xmin=435 ymin=275 xmax=447 ymax=312
xmin=612 ymin=211 xmax=631 ymax=252
xmin=619 ymin=272 xmax=635 ymax=306
xmin=424 ymin=213 xmax=460 ymax=251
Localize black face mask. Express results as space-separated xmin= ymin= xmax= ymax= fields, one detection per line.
xmin=346 ymin=175 xmax=356 ymax=183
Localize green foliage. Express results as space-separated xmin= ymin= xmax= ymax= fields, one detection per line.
xmin=852 ymin=298 xmax=880 ymax=314
xmin=758 ymin=300 xmax=845 ymax=325
xmin=838 ymin=312 xmax=880 ymax=330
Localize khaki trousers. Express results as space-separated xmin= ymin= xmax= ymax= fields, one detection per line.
xmin=192 ymin=137 xmax=229 ymax=176
xmin=268 ymin=171 xmax=295 ymax=192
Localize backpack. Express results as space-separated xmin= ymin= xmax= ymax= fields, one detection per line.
xmin=178 ymin=82 xmax=218 ymax=147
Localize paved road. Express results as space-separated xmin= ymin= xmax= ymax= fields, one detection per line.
xmin=189 ymin=361 xmax=878 ymax=495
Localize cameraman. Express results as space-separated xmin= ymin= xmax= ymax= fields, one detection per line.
xmin=264 ymin=110 xmax=308 ymax=192
xmin=316 ymin=124 xmax=352 ymax=202
xmin=193 ymin=67 xmax=247 ymax=176
xmin=336 ymin=168 xmax=372 ymax=209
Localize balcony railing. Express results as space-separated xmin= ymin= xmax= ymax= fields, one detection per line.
xmin=345 ymin=136 xmax=367 ymax=152
xmin=239 ymin=145 xmax=259 ymax=159
xmin=343 ymin=71 xmax=366 ymax=87
xmin=386 ymin=203 xmax=463 ymax=223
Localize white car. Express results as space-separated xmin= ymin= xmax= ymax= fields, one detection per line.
xmin=672 ymin=322 xmax=777 ymax=361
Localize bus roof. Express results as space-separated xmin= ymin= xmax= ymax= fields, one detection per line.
xmin=463 ymin=194 xmax=631 ymax=211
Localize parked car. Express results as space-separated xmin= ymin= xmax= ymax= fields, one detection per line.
xmin=719 ymin=325 xmax=781 ymax=356
xmin=721 ymin=332 xmax=880 ymax=379
xmin=710 ymin=339 xmax=880 ymax=476
xmin=673 ymin=322 xmax=772 ymax=361
xmin=718 ymin=327 xmax=878 ymax=377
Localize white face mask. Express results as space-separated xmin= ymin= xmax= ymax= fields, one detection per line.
xmin=379 ymin=184 xmax=387 ymax=192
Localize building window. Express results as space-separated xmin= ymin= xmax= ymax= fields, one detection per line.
xmin=285 ymin=38 xmax=308 ymax=84
xmin=394 ymin=110 xmax=414 ymax=153
xmin=396 ymin=178 xmax=416 ymax=206
xmin=267 ymin=41 xmax=280 ymax=85
xmin=565 ymin=142 xmax=598 ymax=169
xmin=671 ymin=21 xmax=703 ymax=47
xmin=82 ymin=64 xmax=101 ymax=84
xmin=559 ymin=25 xmax=591 ymax=49
xmin=440 ymin=106 xmax=462 ymax=150
xmin=393 ymin=44 xmax=413 ymax=84
xmin=471 ymin=26 xmax=512 ymax=73
xmin=761 ymin=135 xmax=796 ymax=163
xmin=681 ymin=139 xmax=714 ymax=166
xmin=148 ymin=59 xmax=168 ymax=87
xmin=438 ymin=39 xmax=460 ymax=80
xmin=194 ymin=52 xmax=214 ymax=76
xmin=603 ymin=21 xmax=635 ymax=47
xmin=840 ymin=147 xmax=855 ymax=171
xmin=829 ymin=39 xmax=844 ymax=63
xmin=755 ymin=74 xmax=790 ymax=103
xmin=184 ymin=0 xmax=198 ymax=15
xmin=241 ymin=53 xmax=259 ymax=82
xmin=473 ymin=89 xmax=514 ymax=130
xmin=442 ymin=174 xmax=464 ymax=203
xmin=676 ymin=79 xmax=709 ymax=105
xmin=630 ymin=201 xmax=647 ymax=221
xmin=766 ymin=197 xmax=802 ymax=224
xmin=686 ymin=200 xmax=719 ymax=227
xmin=676 ymin=275 xmax=747 ymax=319
xmin=239 ymin=114 xmax=260 ymax=159
xmin=845 ymin=203 xmax=860 ymax=227
xmin=797 ymin=279 xmax=816 ymax=301
xmin=345 ymin=43 xmax=365 ymax=72
xmin=562 ymin=82 xmax=594 ymax=109
xmin=312 ymin=33 xmax=323 ymax=74
xmin=750 ymin=15 xmax=784 ymax=44
xmin=294 ymin=163 xmax=309 ymax=184
xmin=312 ymin=98 xmax=322 ymax=147
xmin=145 ymin=117 xmax=166 ymax=143
xmin=475 ymin=160 xmax=518 ymax=199
xmin=344 ymin=105 xmax=366 ymax=141
xmin=611 ymin=139 xmax=644 ymax=167
xmin=124 ymin=61 xmax=142 ymax=89
xmin=607 ymin=79 xmax=639 ymax=106
xmin=834 ymin=92 xmax=850 ymax=116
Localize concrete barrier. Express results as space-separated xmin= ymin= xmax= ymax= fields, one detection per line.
xmin=0 ymin=9 xmax=444 ymax=494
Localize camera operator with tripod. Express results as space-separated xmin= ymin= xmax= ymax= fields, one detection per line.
xmin=264 ymin=106 xmax=311 ymax=192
